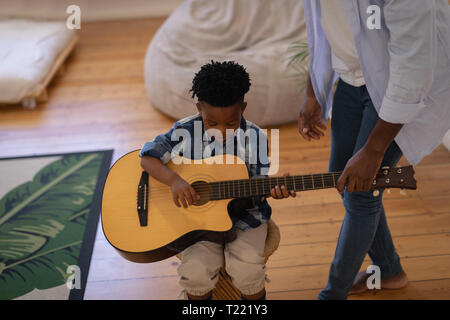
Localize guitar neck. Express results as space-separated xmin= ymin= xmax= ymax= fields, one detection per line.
xmin=208 ymin=172 xmax=342 ymax=200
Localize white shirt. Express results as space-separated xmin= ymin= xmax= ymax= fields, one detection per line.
xmin=303 ymin=0 xmax=450 ymax=165
xmin=319 ymin=0 xmax=365 ymax=87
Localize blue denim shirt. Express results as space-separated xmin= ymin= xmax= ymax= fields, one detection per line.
xmin=139 ymin=113 xmax=272 ymax=231
xmin=304 ymin=0 xmax=450 ymax=165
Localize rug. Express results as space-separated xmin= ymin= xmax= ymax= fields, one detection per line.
xmin=0 ymin=150 xmax=113 ymax=300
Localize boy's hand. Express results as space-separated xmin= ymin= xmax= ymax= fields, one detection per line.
xmin=170 ymin=176 xmax=200 ymax=208
xmin=269 ymin=173 xmax=297 ymax=200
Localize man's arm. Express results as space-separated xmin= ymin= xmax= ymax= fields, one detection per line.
xmin=378 ymin=0 xmax=436 ymax=124
xmin=337 ymin=1 xmax=436 ymax=193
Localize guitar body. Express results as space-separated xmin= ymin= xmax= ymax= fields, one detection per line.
xmin=101 ymin=150 xmax=247 ymax=263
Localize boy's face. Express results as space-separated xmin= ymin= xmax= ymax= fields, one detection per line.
xmin=196 ymin=100 xmax=247 ymax=142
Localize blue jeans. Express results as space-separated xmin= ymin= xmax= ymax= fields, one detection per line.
xmin=318 ymin=79 xmax=404 ymax=300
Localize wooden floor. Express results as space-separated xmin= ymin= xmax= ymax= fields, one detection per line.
xmin=1 ymin=18 xmax=450 ymax=300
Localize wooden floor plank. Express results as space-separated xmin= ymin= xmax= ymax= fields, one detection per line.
xmin=268 ymin=278 xmax=450 ymax=300
xmin=266 ymin=255 xmax=450 ymax=294
xmin=84 ymin=275 xmax=181 ymax=300
xmin=269 ymin=233 xmax=450 ymax=269
xmin=84 ymin=255 xmax=450 ymax=300
xmin=279 ymin=211 xmax=450 ymax=246
xmin=87 ymin=232 xmax=450 ymax=282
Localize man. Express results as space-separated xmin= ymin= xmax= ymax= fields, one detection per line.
xmin=298 ymin=0 xmax=450 ymax=299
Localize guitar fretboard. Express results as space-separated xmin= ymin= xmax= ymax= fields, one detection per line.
xmin=206 ymin=172 xmax=342 ymax=200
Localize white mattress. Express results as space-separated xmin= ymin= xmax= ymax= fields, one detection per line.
xmin=0 ymin=18 xmax=76 ymax=104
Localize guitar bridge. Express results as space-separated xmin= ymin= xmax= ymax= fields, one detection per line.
xmin=137 ymin=171 xmax=149 ymax=227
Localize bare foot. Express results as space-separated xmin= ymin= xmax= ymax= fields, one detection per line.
xmin=349 ymin=270 xmax=408 ymax=295
xmin=349 ymin=272 xmax=371 ymax=295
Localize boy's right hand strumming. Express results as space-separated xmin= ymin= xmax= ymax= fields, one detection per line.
xmin=169 ymin=176 xmax=200 ymax=208
xmin=140 ymin=155 xmax=200 ymax=208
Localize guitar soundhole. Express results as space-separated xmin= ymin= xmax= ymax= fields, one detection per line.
xmin=191 ymin=181 xmax=212 ymax=206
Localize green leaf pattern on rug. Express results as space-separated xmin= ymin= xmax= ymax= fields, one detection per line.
xmin=0 ymin=153 xmax=103 ymax=299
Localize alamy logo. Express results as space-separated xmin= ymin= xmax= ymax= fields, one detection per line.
xmin=169 ymin=121 xmax=279 ymax=175
xmin=366 ymin=265 xmax=381 ymax=290
xmin=66 ymin=5 xmax=81 ymax=30
xmin=66 ymin=265 xmax=81 ymax=289
xmin=366 ymin=5 xmax=381 ymax=30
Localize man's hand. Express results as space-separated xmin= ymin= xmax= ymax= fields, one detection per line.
xmin=336 ymin=146 xmax=384 ymax=194
xmin=298 ymin=97 xmax=326 ymax=141
xmin=170 ymin=176 xmax=200 ymax=208
xmin=336 ymin=118 xmax=404 ymax=194
xmin=298 ymin=74 xmax=326 ymax=141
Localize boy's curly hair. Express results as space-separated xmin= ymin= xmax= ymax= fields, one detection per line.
xmin=190 ymin=60 xmax=251 ymax=107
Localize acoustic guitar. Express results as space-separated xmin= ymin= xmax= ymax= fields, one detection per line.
xmin=101 ymin=150 xmax=417 ymax=263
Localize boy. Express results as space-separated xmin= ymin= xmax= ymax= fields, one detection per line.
xmin=140 ymin=60 xmax=295 ymax=300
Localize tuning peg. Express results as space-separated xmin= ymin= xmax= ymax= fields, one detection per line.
xmin=400 ymin=189 xmax=407 ymax=196
xmin=381 ymin=166 xmax=390 ymax=175
xmin=373 ymin=189 xmax=380 ymax=197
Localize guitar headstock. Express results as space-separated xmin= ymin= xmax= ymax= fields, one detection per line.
xmin=373 ymin=165 xmax=417 ymax=190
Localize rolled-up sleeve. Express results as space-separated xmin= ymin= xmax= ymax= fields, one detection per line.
xmin=379 ymin=0 xmax=436 ymax=124
xmin=139 ymin=122 xmax=181 ymax=164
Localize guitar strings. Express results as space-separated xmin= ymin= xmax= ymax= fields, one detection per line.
xmin=142 ymin=173 xmax=342 ymax=193
xmin=134 ymin=165 xmax=405 ymax=196
xmin=142 ymin=167 xmax=403 ymax=197
xmin=141 ymin=174 xmax=344 ymax=200
xmin=134 ymin=169 xmax=405 ymax=201
xmin=139 ymin=173 xmax=403 ymax=200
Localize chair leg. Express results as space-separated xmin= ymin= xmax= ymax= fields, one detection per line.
xmin=212 ymin=267 xmax=242 ymax=300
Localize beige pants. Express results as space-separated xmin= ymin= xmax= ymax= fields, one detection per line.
xmin=177 ymin=223 xmax=267 ymax=296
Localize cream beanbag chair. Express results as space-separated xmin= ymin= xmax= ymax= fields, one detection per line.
xmin=144 ymin=0 xmax=308 ymax=127
xmin=0 ymin=18 xmax=78 ymax=107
